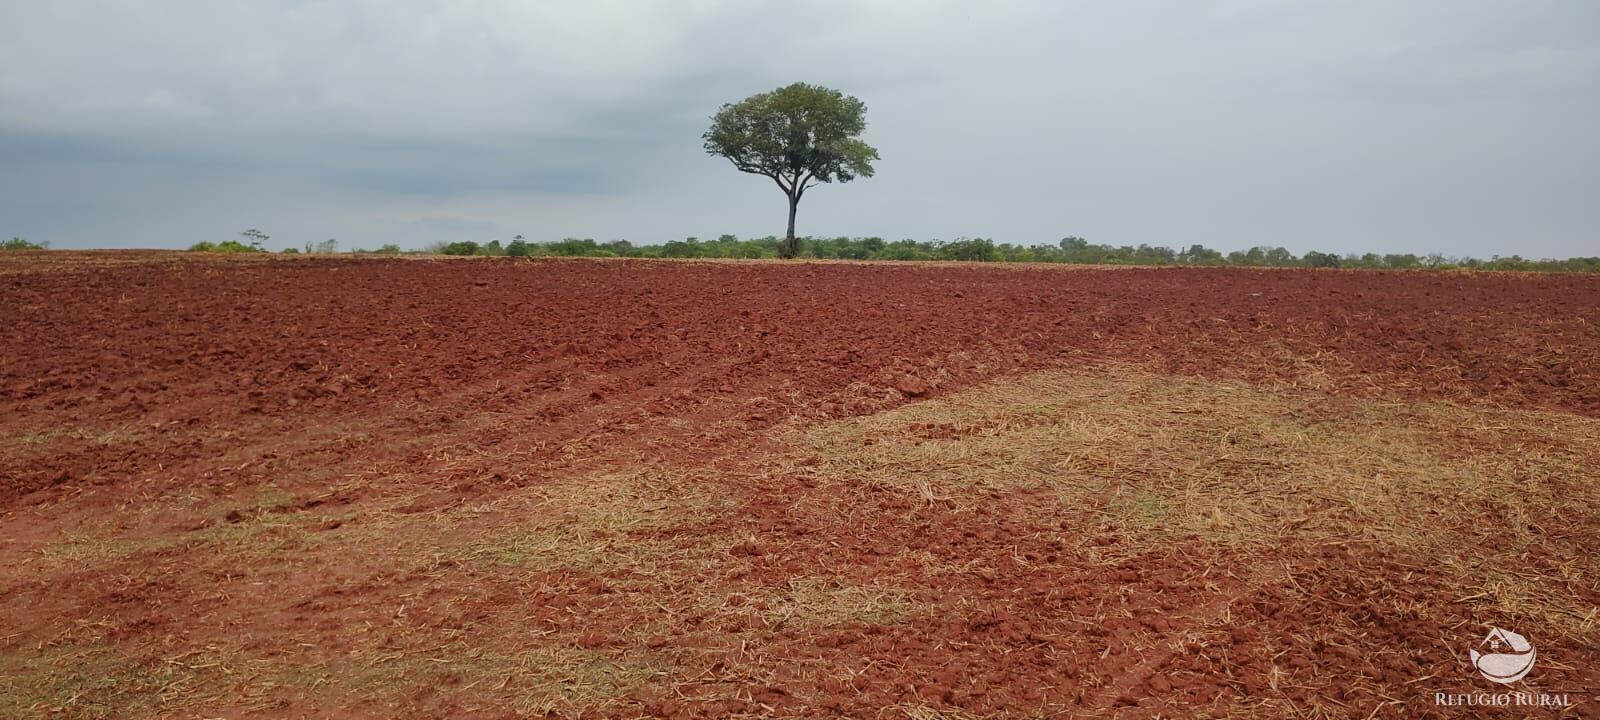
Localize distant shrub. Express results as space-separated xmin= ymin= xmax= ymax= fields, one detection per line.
xmin=1302 ymin=251 xmax=1341 ymax=268
xmin=348 ymin=244 xmax=401 ymax=255
xmin=440 ymin=241 xmax=481 ymax=256
xmin=280 ymin=247 xmax=300 ymax=254
xmin=3 ymin=237 xmax=48 ymax=251
xmin=189 ymin=240 xmax=263 ymax=253
xmin=939 ymin=237 xmax=998 ymax=262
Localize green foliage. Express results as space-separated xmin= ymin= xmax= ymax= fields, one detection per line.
xmin=239 ymin=228 xmax=269 ymax=250
xmin=1302 ymin=251 xmax=1341 ymax=268
xmin=189 ymin=240 xmax=263 ymax=253
xmin=1225 ymin=246 xmax=1297 ymax=267
xmin=704 ymin=82 xmax=879 ymax=258
xmin=2 ymin=237 xmax=47 ymax=250
xmin=1180 ymin=244 xmax=1226 ymax=265
xmin=279 ymin=247 xmax=300 ymax=254
xmin=440 ymin=241 xmax=481 ymax=256
xmin=704 ymin=83 xmax=878 ymax=186
xmin=939 ymin=237 xmax=998 ymax=262
xmin=546 ymin=238 xmax=607 ymax=257
xmin=414 ymin=235 xmax=1597 ymax=273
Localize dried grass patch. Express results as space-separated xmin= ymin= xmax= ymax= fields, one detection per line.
xmin=802 ymin=365 xmax=1600 ymax=639
xmin=461 ymin=469 xmax=733 ymax=574
xmin=0 ymin=636 xmax=235 ymax=720
xmin=292 ymin=640 xmax=661 ymax=717
xmin=763 ymin=577 xmax=913 ymax=629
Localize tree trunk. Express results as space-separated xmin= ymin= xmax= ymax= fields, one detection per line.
xmin=782 ymin=193 xmax=800 ymax=259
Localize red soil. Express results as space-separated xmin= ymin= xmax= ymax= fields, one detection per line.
xmin=5 ymin=255 xmax=1596 ymax=505
xmin=2 ymin=254 xmax=1597 ymax=718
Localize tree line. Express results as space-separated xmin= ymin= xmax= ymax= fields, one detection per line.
xmin=414 ymin=234 xmax=1599 ymax=272
xmin=65 ymin=227 xmax=1585 ymax=272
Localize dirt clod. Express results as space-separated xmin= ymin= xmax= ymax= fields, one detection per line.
xmin=893 ymin=373 xmax=930 ymax=397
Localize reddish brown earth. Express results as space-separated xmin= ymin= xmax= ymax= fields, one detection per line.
xmin=6 ymin=253 xmax=1597 ymax=504
xmin=2 ymin=253 xmax=1597 ymax=719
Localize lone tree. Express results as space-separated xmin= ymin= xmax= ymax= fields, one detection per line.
xmin=703 ymin=83 xmax=879 ymax=259
xmin=241 ymin=228 xmax=269 ymax=249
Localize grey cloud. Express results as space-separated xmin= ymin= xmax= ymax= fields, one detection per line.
xmin=1 ymin=0 xmax=1596 ymax=257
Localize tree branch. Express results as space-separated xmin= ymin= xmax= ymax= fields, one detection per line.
xmin=794 ymin=170 xmax=820 ymax=200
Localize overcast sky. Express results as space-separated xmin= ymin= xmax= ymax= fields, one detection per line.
xmin=1 ymin=1 xmax=1595 ymax=257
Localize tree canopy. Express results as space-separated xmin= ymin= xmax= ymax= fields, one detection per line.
xmin=704 ymin=83 xmax=879 ymax=258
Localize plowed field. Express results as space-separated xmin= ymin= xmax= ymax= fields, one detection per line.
xmin=3 ymin=253 xmax=1597 ymax=718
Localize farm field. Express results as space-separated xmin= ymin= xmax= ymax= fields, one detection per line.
xmin=2 ymin=252 xmax=1598 ymax=718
